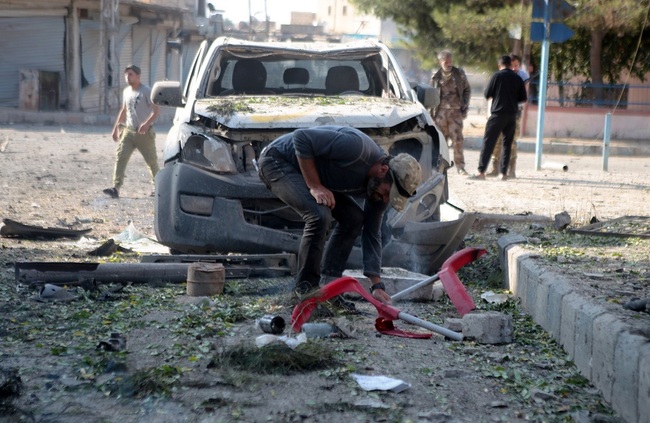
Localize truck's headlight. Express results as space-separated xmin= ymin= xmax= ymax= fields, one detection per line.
xmin=181 ymin=135 xmax=237 ymax=174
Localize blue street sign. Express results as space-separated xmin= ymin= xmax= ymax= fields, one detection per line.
xmin=549 ymin=22 xmax=574 ymax=42
xmin=530 ymin=22 xmax=545 ymax=41
xmin=532 ymin=0 xmax=576 ymax=21
xmin=531 ymin=21 xmax=574 ymax=43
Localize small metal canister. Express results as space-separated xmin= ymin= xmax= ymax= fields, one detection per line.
xmin=258 ymin=315 xmax=286 ymax=335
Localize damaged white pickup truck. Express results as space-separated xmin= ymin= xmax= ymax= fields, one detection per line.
xmin=151 ymin=37 xmax=474 ymax=274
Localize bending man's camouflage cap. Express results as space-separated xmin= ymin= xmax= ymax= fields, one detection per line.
xmin=388 ymin=153 xmax=422 ymax=212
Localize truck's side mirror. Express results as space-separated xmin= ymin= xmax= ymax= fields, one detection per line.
xmin=151 ymin=81 xmax=183 ymax=107
xmin=413 ymin=83 xmax=440 ymax=110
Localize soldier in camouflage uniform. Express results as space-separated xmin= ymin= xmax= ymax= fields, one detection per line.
xmin=486 ymin=54 xmax=529 ymax=178
xmin=430 ymin=50 xmax=471 ymax=175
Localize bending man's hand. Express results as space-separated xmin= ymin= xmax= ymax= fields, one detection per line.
xmin=310 ymin=186 xmax=335 ymax=209
xmin=372 ymin=288 xmax=392 ymax=305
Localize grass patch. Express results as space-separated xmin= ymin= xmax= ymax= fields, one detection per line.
xmin=211 ymin=342 xmax=339 ymax=375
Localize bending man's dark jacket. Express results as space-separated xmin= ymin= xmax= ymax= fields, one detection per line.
xmin=267 ymin=126 xmax=385 ymax=194
xmin=484 ymin=68 xmax=528 ymax=114
xmin=264 ymin=126 xmax=387 ymax=277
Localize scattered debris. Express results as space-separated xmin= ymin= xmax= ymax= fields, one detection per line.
xmin=480 ymin=290 xmax=510 ymax=304
xmin=554 ymin=211 xmax=572 ymax=231
xmin=257 ymin=315 xmax=286 ymax=335
xmin=569 ymin=215 xmax=650 ymax=238
xmin=87 ymin=239 xmax=132 ymax=256
xmin=97 ymin=333 xmax=127 ymax=352
xmin=31 ymin=283 xmax=79 ymax=302
xmin=255 ymin=333 xmax=307 ymax=349
xmin=350 ymin=374 xmax=410 ymax=393
xmin=301 ymin=322 xmax=336 ymax=338
xmin=0 ymin=218 xmax=91 ymax=239
xmin=0 ymin=367 xmax=22 ymax=400
xmin=623 ymin=298 xmax=649 ymax=313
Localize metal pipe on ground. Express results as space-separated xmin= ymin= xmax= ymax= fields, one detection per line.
xmin=540 ymin=161 xmax=568 ymax=172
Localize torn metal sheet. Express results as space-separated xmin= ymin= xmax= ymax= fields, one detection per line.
xmin=1 ymin=218 xmax=91 ymax=239
xmin=569 ymin=216 xmax=650 ymax=238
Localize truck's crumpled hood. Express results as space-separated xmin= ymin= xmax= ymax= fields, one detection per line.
xmin=194 ymin=96 xmax=426 ymax=128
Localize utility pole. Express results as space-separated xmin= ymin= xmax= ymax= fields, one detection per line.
xmin=100 ymin=0 xmax=119 ymax=113
xmin=530 ymin=0 xmax=575 ymax=170
xmin=264 ymin=0 xmax=269 ymax=41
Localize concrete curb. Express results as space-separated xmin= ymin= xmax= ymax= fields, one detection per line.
xmin=498 ymin=236 xmax=650 ymax=423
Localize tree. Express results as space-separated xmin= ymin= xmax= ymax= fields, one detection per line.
xmin=350 ymin=0 xmax=650 ymax=86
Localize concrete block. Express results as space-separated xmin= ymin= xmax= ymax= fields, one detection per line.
xmin=546 ymin=280 xmax=574 ymax=341
xmin=591 ymin=314 xmax=625 ymax=403
xmin=638 ymin=345 xmax=650 ymax=423
xmin=497 ymin=233 xmax=526 ymax=280
xmin=343 ymin=268 xmax=434 ymax=301
xmin=462 ymin=311 xmax=513 ymax=344
xmin=525 ymin=264 xmax=540 ymax=312
xmin=444 ymin=318 xmax=463 ymax=333
xmin=528 ymin=271 xmax=555 ymax=329
xmin=573 ymin=302 xmax=607 ymax=380
xmin=506 ymin=245 xmax=529 ymax=295
xmin=559 ymin=292 xmax=588 ymax=360
xmin=611 ymin=332 xmax=645 ymax=423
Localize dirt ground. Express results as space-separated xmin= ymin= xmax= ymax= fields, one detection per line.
xmin=0 ymin=119 xmax=648 ymax=423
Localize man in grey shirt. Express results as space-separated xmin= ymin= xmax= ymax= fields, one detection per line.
xmin=258 ymin=126 xmax=422 ymax=308
xmin=103 ymin=64 xmax=160 ymax=198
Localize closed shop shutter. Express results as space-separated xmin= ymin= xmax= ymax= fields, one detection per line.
xmin=132 ymin=26 xmax=151 ymax=86
xmin=150 ymin=28 xmax=167 ymax=86
xmin=0 ymin=16 xmax=66 ymax=108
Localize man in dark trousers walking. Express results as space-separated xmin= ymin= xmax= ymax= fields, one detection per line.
xmin=471 ymin=55 xmax=527 ymax=180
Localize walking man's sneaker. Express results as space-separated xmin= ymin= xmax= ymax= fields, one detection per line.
xmin=103 ymin=187 xmax=119 ymax=198
xmin=457 ymin=168 xmax=469 ymax=176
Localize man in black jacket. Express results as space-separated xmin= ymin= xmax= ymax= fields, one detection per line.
xmin=471 ymin=55 xmax=527 ymax=180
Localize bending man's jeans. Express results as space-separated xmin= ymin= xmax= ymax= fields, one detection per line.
xmin=258 ymin=151 xmax=363 ymax=293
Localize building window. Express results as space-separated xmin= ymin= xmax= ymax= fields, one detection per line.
xmin=328 ymin=6 xmax=331 ymax=16
xmin=342 ymin=6 xmax=347 ymax=16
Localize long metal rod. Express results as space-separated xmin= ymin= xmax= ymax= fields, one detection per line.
xmin=398 ymin=312 xmax=463 ymax=341
xmin=391 ymin=274 xmax=440 ymax=302
xmin=602 ymin=112 xmax=612 ymax=171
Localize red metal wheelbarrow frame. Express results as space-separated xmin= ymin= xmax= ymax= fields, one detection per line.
xmin=291 ymin=247 xmax=487 ymax=341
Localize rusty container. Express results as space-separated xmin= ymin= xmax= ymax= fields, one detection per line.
xmin=186 ymin=262 xmax=225 ymax=296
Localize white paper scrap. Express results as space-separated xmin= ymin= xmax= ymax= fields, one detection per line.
xmin=350 ymin=373 xmax=411 ymax=393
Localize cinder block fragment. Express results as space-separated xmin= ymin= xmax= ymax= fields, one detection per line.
xmin=461 ymin=311 xmax=513 ymax=344
xmin=444 ymin=318 xmax=463 ymax=333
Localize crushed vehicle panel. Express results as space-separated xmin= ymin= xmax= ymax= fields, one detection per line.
xmin=152 ymin=37 xmax=473 ymax=274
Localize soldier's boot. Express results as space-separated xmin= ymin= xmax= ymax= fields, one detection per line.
xmin=485 ymin=158 xmax=500 ymax=177
xmin=507 ymin=159 xmax=517 ymax=179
